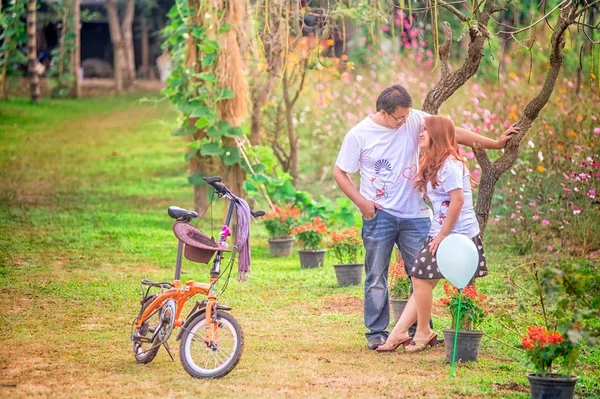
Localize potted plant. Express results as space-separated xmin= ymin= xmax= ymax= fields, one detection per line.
xmin=389 ymin=255 xmax=411 ymax=324
xmin=291 ymin=217 xmax=328 ymax=268
xmin=440 ymin=282 xmax=486 ymax=363
xmin=522 ymin=326 xmax=579 ymax=399
xmin=329 ymin=227 xmax=363 ymax=286
xmin=262 ymin=204 xmax=300 ymax=257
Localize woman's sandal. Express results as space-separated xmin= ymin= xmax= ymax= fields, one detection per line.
xmin=404 ymin=332 xmax=438 ymax=353
xmin=376 ymin=335 xmax=412 ymax=352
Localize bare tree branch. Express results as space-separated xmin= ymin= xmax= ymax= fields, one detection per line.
xmin=439 ymin=21 xmax=453 ymax=79
xmin=422 ymin=0 xmax=498 ymax=114
xmin=474 ymin=1 xmax=578 ymax=235
xmin=575 ymin=0 xmax=600 ymax=19
xmin=496 ymin=0 xmax=570 ymax=35
xmin=439 ymin=0 xmax=469 ymax=22
xmin=290 ymin=56 xmax=309 ymax=106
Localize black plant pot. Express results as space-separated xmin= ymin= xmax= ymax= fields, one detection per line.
xmin=268 ymin=237 xmax=294 ymax=257
xmin=298 ymin=249 xmax=326 ymax=268
xmin=333 ymin=263 xmax=363 ymax=286
xmin=527 ymin=373 xmax=579 ymax=399
xmin=442 ymin=329 xmax=483 ymax=363
xmin=390 ymin=298 xmax=408 ymax=325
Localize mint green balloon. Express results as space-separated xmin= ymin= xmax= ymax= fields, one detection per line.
xmin=436 ymin=234 xmax=479 ymax=289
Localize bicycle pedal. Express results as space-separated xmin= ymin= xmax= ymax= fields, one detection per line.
xmin=131 ymin=334 xmax=151 ymax=343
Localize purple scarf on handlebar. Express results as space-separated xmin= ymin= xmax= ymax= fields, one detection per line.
xmin=235 ymin=197 xmax=253 ymax=282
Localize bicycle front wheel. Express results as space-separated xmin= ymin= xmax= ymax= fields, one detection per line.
xmin=179 ymin=311 xmax=244 ymax=379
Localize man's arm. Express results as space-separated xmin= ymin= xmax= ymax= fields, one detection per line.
xmin=456 ymin=124 xmax=519 ymax=149
xmin=333 ymin=166 xmax=382 ymax=219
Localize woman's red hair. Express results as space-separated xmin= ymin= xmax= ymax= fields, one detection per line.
xmin=415 ymin=115 xmax=468 ymax=193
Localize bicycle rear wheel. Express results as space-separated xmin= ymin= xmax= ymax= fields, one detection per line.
xmin=179 ymin=311 xmax=244 ymax=378
xmin=132 ymin=295 xmax=161 ymax=364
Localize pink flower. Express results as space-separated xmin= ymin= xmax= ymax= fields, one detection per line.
xmin=587 ymin=189 xmax=596 ymax=199
xmin=573 ymin=209 xmax=582 ymax=215
xmin=382 ymin=25 xmax=390 ymax=32
xmin=594 ymin=127 xmax=600 ymax=134
xmin=542 ymin=220 xmax=549 ymax=225
xmin=532 ymin=215 xmax=540 ymax=221
xmin=548 ymin=246 xmax=553 ymax=251
xmin=511 ymin=228 xmax=516 ymax=233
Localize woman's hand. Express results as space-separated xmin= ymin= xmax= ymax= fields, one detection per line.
xmin=429 ymin=232 xmax=448 ymax=255
xmin=497 ymin=124 xmax=520 ymax=148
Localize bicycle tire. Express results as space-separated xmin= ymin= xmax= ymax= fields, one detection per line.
xmin=133 ymin=294 xmax=161 ymax=364
xmin=179 ymin=311 xmax=244 ymax=379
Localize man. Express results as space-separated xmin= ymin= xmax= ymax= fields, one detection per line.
xmin=334 ymin=84 xmax=517 ymax=349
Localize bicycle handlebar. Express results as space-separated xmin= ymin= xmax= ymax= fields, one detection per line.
xmin=204 ymin=176 xmax=230 ymax=196
xmin=203 ymin=176 xmax=265 ymax=218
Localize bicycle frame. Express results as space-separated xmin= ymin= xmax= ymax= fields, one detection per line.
xmin=135 ymin=193 xmax=238 ymax=344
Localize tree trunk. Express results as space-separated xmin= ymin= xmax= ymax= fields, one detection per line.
xmin=473 ymin=3 xmax=577 ymax=236
xmin=0 ymin=1 xmax=7 ymax=101
xmin=27 ymin=0 xmax=40 ymax=103
xmin=282 ymin=68 xmax=299 ymax=185
xmin=187 ymin=0 xmax=211 ymax=213
xmin=140 ymin=16 xmax=149 ymax=79
xmin=121 ymin=0 xmax=135 ymax=87
xmin=71 ymin=0 xmax=81 ymax=98
xmin=249 ymin=0 xmax=284 ymax=145
xmin=106 ymin=0 xmax=124 ymax=93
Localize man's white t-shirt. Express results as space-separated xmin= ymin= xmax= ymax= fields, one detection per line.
xmin=427 ymin=157 xmax=480 ymax=237
xmin=335 ymin=110 xmax=433 ymax=219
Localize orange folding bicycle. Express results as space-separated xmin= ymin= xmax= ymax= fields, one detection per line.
xmin=130 ymin=176 xmax=264 ymax=378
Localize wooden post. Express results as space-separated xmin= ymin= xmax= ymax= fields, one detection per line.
xmin=106 ymin=0 xmax=124 ymax=93
xmin=141 ymin=16 xmax=149 ymax=79
xmin=27 ymin=0 xmax=40 ymax=103
xmin=72 ymin=0 xmax=81 ymax=98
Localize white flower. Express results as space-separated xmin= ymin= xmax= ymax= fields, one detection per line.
xmin=528 ymin=140 xmax=535 ymax=148
xmin=183 ymin=33 xmax=190 ymax=40
xmin=537 ymin=151 xmax=544 ymax=162
xmin=204 ymin=13 xmax=212 ymax=18
xmin=356 ymin=75 xmax=363 ymax=82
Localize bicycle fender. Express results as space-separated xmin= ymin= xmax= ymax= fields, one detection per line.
xmin=176 ymin=304 xmax=233 ymax=341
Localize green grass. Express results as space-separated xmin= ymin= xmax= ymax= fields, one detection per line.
xmin=1 ymin=95 xmax=598 ymax=398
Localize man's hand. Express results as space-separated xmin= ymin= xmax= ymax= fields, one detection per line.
xmin=497 ymin=124 xmax=520 ymax=149
xmin=359 ymin=198 xmax=383 ymax=220
xmin=428 ymin=232 xmax=448 ymax=255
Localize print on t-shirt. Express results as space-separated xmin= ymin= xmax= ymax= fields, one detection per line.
xmin=374 ymin=159 xmax=392 ymax=174
xmin=401 ymin=164 xmax=418 ymax=181
xmin=370 ymin=177 xmax=390 ymax=199
xmin=438 ymin=200 xmax=450 ymax=225
xmin=370 ymin=159 xmax=420 ymax=202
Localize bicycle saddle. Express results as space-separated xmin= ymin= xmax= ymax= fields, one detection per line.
xmin=168 ymin=206 xmax=198 ymax=221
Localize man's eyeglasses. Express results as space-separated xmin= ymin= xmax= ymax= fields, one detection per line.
xmin=389 ymin=109 xmax=412 ymax=124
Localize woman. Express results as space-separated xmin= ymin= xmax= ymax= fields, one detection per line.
xmin=377 ymin=115 xmax=488 ymax=353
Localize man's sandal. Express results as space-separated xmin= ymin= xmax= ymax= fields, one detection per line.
xmin=405 ymin=332 xmax=438 ymax=353
xmin=376 ymin=335 xmax=412 ymax=352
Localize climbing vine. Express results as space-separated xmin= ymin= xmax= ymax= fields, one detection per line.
xmin=162 ymin=0 xmax=244 ymax=187
xmin=0 ymin=0 xmax=27 ymax=100
xmin=47 ymin=0 xmax=76 ymax=97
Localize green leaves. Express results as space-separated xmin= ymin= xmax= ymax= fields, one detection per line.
xmin=207 ymin=121 xmax=230 ymax=138
xmin=222 ymin=147 xmax=241 ymax=166
xmin=214 ymin=88 xmax=235 ymax=101
xmin=163 ymin=2 xmax=245 ymax=175
xmin=201 ymin=53 xmax=217 ymax=68
xmin=200 ymin=142 xmax=225 ymax=157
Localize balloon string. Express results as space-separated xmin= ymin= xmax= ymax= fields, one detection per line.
xmin=451 ymin=288 xmax=463 ymax=378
